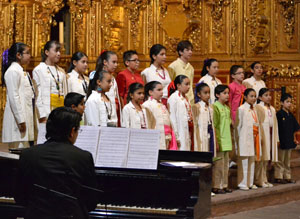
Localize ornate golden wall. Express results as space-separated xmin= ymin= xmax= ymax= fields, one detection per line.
xmin=0 ymin=0 xmax=300 ymax=132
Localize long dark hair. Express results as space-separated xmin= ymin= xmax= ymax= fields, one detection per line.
xmin=201 ymin=58 xmax=217 ymax=77
xmin=95 ymin=50 xmax=116 ymax=72
xmin=257 ymin=88 xmax=269 ymax=104
xmin=42 ymin=40 xmax=61 ymax=62
xmin=169 ymin=75 xmax=188 ymax=96
xmin=86 ymin=70 xmax=110 ymax=98
xmin=194 ymin=82 xmax=209 ymax=103
xmin=2 ymin=42 xmax=28 ymax=86
xmin=68 ymin=51 xmax=87 ymax=73
xmin=149 ymin=44 xmax=166 ymax=64
xmin=127 ymin=83 xmax=144 ymax=103
xmin=144 ymin=81 xmax=162 ymax=100
xmin=214 ymin=84 xmax=229 ymax=100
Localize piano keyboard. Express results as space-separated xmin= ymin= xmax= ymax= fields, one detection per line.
xmin=97 ymin=204 xmax=178 ymax=215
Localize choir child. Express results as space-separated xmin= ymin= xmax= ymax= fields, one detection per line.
xmin=122 ymin=83 xmax=153 ymax=129
xmin=33 ymin=40 xmax=68 ymax=123
xmin=93 ymin=51 xmax=121 ymax=124
xmin=141 ymin=44 xmax=171 ymax=107
xmin=212 ymin=85 xmax=232 ymax=194
xmin=192 ymin=83 xmax=216 ymax=155
xmin=255 ymin=88 xmax=279 ymax=188
xmin=274 ymin=93 xmax=300 ymax=184
xmin=2 ymin=43 xmax=37 ymax=148
xmin=143 ymin=81 xmax=177 ymax=150
xmin=228 ymin=65 xmax=246 ymax=123
xmin=242 ymin=62 xmax=266 ymax=96
xmin=116 ymin=50 xmax=144 ymax=106
xmin=168 ymin=75 xmax=192 ymax=151
xmin=198 ymin=58 xmax=222 ymax=104
xmin=64 ymin=92 xmax=85 ymax=116
xmin=85 ymin=70 xmax=117 ymax=127
xmin=235 ymin=88 xmax=260 ymax=190
xmin=168 ymin=40 xmax=194 ymax=104
xmin=67 ymin=52 xmax=89 ymax=96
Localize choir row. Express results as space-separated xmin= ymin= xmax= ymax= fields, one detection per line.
xmin=1 ymin=40 xmax=300 ymax=195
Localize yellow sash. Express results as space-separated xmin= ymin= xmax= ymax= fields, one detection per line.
xmin=50 ymin=94 xmax=64 ymax=108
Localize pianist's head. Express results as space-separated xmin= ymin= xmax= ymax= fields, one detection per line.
xmin=46 ymin=107 xmax=81 ymax=144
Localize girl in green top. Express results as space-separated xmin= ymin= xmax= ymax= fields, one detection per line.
xmin=212 ymin=85 xmax=233 ymax=194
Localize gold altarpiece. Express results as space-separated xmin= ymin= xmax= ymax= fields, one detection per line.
xmin=0 ymin=0 xmax=300 ymax=133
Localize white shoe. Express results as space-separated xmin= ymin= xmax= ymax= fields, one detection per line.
xmin=267 ymin=183 xmax=273 ymax=188
xmin=239 ymin=186 xmax=249 ymax=191
xmin=262 ymin=183 xmax=269 ymax=188
xmin=250 ymin=185 xmax=258 ymax=190
xmin=211 ymin=192 xmax=215 ymax=197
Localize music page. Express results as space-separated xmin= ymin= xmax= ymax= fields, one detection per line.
xmin=126 ymin=129 xmax=160 ymax=170
xmin=95 ymin=127 xmax=130 ymax=168
xmin=74 ymin=126 xmax=100 ymax=162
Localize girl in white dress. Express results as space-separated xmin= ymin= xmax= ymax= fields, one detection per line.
xmin=141 ymin=44 xmax=171 ymax=107
xmin=122 ymin=83 xmax=153 ymax=129
xmin=198 ymin=58 xmax=222 ymax=104
xmin=2 ymin=42 xmax=37 ymax=148
xmin=85 ymin=70 xmax=117 ymax=127
xmin=33 ymin=40 xmax=68 ymax=123
xmin=143 ymin=81 xmax=176 ymax=150
xmin=192 ymin=82 xmax=216 ymax=155
xmin=255 ymin=88 xmax=279 ymax=188
xmin=168 ymin=75 xmax=193 ymax=151
xmin=67 ymin=52 xmax=89 ymax=96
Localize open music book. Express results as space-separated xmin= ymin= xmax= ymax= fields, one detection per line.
xmin=37 ymin=124 xmax=160 ymax=170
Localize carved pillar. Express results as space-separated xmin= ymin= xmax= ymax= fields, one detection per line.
xmin=68 ymin=0 xmax=91 ymax=52
xmin=33 ymin=0 xmax=64 ymax=56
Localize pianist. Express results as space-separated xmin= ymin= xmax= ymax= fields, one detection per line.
xmin=14 ymin=107 xmax=98 ymax=219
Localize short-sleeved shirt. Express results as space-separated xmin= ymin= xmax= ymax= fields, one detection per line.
xmin=277 ymin=109 xmax=300 ymax=149
xmin=168 ymin=58 xmax=194 ymax=104
xmin=141 ymin=64 xmax=171 ymax=99
xmin=116 ymin=68 xmax=144 ymax=104
xmin=213 ymin=101 xmax=232 ymax=151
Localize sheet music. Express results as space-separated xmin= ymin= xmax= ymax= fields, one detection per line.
xmin=0 ymin=151 xmax=19 ymax=160
xmin=74 ymin=126 xmax=100 ymax=162
xmin=95 ymin=127 xmax=130 ymax=168
xmin=126 ymin=129 xmax=160 ymax=170
xmin=37 ymin=123 xmax=47 ymax=144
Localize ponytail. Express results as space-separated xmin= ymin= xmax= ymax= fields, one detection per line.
xmin=2 ymin=42 xmax=27 ymax=86
xmin=68 ymin=51 xmax=87 ymax=73
xmin=201 ymin=58 xmax=217 ymax=77
xmin=95 ymin=50 xmax=116 ymax=72
xmin=169 ymin=75 xmax=188 ymax=96
xmin=86 ymin=70 xmax=109 ymax=98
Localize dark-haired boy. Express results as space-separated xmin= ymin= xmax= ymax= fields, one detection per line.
xmin=116 ymin=50 xmax=144 ymax=107
xmin=64 ymin=92 xmax=85 ymax=116
xmin=168 ymin=40 xmax=194 ymax=104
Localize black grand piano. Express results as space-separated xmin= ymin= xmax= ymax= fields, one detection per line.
xmin=0 ymin=150 xmax=212 ymax=219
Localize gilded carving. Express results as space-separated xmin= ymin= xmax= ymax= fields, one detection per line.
xmin=159 ymin=0 xmax=189 ymax=52
xmin=123 ymin=0 xmax=149 ymax=48
xmin=15 ymin=5 xmax=25 ymax=42
xmin=34 ymin=0 xmax=65 ymax=51
xmin=230 ymin=0 xmax=238 ymax=53
xmin=267 ymin=64 xmax=300 ymax=78
xmin=147 ymin=0 xmax=153 ymax=50
xmin=277 ymin=0 xmax=295 ymax=48
xmin=247 ymin=0 xmax=270 ymax=54
xmin=68 ymin=0 xmax=91 ymax=51
xmin=26 ymin=6 xmax=33 ymax=48
xmin=206 ymin=0 xmax=230 ymax=48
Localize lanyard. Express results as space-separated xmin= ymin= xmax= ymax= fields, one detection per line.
xmin=48 ymin=66 xmax=60 ymax=93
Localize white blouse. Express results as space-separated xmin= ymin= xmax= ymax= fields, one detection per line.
xmin=67 ymin=69 xmax=89 ymax=96
xmin=141 ymin=64 xmax=171 ymax=99
xmin=198 ymin=74 xmax=222 ymax=104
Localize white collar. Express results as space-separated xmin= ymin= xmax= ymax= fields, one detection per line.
xmin=11 ymin=62 xmax=23 ymax=72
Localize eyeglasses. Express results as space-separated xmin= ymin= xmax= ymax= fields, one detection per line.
xmin=234 ymin=71 xmax=245 ymax=75
xmin=128 ymin=59 xmax=140 ymax=63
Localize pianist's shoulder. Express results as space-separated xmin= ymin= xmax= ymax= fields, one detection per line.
xmin=20 ymin=141 xmax=94 ymax=164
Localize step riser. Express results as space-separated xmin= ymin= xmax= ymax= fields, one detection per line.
xmin=211 ymin=186 xmax=300 ymax=217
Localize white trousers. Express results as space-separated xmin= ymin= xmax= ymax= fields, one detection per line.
xmin=237 ymin=156 xmax=255 ymax=188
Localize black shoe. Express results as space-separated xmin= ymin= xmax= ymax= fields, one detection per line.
xmin=275 ymin=179 xmax=286 ymax=184
xmin=212 ymin=188 xmax=226 ymax=194
xmin=285 ymin=179 xmax=296 ymax=184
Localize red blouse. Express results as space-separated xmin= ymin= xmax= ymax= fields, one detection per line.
xmin=116 ymin=68 xmax=144 ymax=104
